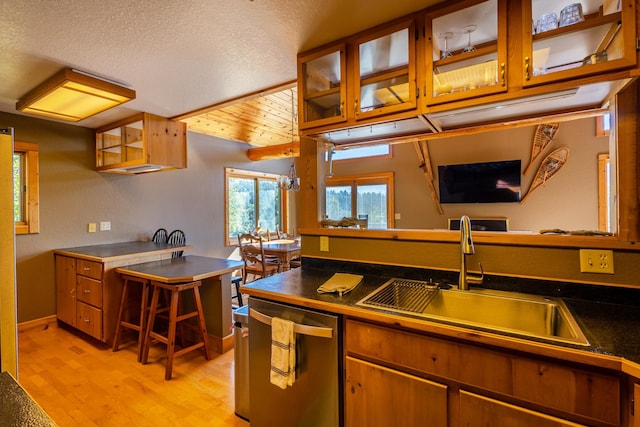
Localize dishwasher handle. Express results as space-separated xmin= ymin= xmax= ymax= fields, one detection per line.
xmin=250 ymin=308 xmax=333 ymax=339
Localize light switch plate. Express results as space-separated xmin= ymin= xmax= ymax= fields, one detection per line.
xmin=100 ymin=221 xmax=111 ymax=231
xmin=579 ymin=249 xmax=614 ymax=274
xmin=87 ymin=223 xmax=96 ymax=233
xmin=320 ymin=236 xmax=329 ymax=252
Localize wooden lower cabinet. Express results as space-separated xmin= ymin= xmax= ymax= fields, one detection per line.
xmin=459 ymin=391 xmax=586 ymax=427
xmin=634 ymin=382 xmax=640 ymax=427
xmin=345 ymin=356 xmax=447 ymax=427
xmin=54 ymin=248 xmax=174 ymax=344
xmin=55 ymin=255 xmax=105 ymax=341
xmin=344 ymin=319 xmax=622 ymax=427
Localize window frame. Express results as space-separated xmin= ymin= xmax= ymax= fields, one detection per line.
xmin=224 ymin=167 xmax=288 ymax=246
xmin=325 ymin=172 xmax=395 ymax=228
xmin=14 ymin=141 xmax=39 ymax=235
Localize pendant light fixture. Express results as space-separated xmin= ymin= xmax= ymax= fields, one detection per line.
xmin=278 ymin=89 xmax=300 ymax=191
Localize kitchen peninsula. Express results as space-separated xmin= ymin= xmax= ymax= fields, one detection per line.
xmin=241 ymin=260 xmax=640 ymax=427
xmin=53 ymin=241 xmax=191 ymax=345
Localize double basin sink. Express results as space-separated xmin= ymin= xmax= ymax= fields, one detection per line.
xmin=357 ymin=278 xmax=589 ymax=346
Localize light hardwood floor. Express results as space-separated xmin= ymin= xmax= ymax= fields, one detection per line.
xmin=17 ymin=319 xmax=250 ymax=426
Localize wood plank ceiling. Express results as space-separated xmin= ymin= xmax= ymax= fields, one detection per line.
xmin=178 ymin=82 xmax=298 ymax=148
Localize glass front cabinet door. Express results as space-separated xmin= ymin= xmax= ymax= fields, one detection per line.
xmin=353 ymin=19 xmax=418 ymax=121
xmin=298 ymin=43 xmax=347 ymax=130
xmin=96 ymin=118 xmax=144 ymax=168
xmin=425 ymin=0 xmax=508 ymax=106
xmin=523 ymin=0 xmax=637 ymax=86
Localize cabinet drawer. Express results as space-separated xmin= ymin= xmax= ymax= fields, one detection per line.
xmin=76 ymin=259 xmax=102 ymax=280
xmin=76 ymin=301 xmax=102 ymax=339
xmin=345 ymin=319 xmax=620 ymax=426
xmin=76 ymin=275 xmax=102 ymax=308
xmin=459 ymin=390 xmax=587 ymax=427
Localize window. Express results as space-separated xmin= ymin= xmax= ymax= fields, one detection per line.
xmin=225 ymin=168 xmax=286 ymax=245
xmin=326 ymin=172 xmax=394 ymax=229
xmin=326 ymin=144 xmax=391 ymax=162
xmin=13 ymin=141 xmax=39 ymax=235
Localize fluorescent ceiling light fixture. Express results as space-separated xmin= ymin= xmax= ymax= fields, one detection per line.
xmin=16 ymin=68 xmax=135 ymax=122
xmin=428 ymin=88 xmax=579 ymax=119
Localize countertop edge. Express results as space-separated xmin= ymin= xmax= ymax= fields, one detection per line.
xmin=53 ymin=243 xmax=192 ymax=262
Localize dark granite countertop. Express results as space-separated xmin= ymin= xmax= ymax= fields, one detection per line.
xmin=241 ymin=258 xmax=640 ymax=370
xmin=53 ymin=241 xmax=191 ymax=262
xmin=0 ymin=372 xmax=56 ymax=426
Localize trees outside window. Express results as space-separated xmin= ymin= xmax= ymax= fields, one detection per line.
xmin=326 ymin=172 xmax=394 ymax=229
xmin=13 ymin=141 xmax=39 ymax=235
xmin=226 ymin=168 xmax=285 ymax=245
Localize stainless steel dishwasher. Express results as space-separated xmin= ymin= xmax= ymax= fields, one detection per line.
xmin=248 ymin=297 xmax=340 ymax=427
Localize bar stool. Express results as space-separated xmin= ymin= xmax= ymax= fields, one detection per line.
xmin=141 ymin=279 xmax=211 ymax=380
xmin=112 ymin=275 xmax=151 ymax=362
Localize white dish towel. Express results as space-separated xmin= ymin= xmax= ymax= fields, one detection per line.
xmin=270 ymin=316 xmax=296 ymax=389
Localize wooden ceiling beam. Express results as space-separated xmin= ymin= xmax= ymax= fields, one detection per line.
xmin=247 ymin=142 xmax=300 ymax=161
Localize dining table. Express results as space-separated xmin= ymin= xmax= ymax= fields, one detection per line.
xmin=115 ymin=255 xmax=243 ymax=353
xmin=261 ymin=239 xmax=301 ymax=270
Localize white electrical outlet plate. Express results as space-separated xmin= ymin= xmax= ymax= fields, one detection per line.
xmin=579 ymin=249 xmax=614 ymax=274
xmin=320 ymin=236 xmax=329 ymax=252
xmin=88 ymin=223 xmax=97 ymax=233
xmin=100 ymin=221 xmax=111 ymax=231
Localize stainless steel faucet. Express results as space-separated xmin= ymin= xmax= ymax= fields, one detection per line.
xmin=459 ymin=215 xmax=483 ymax=290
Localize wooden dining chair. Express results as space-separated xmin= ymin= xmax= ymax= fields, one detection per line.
xmin=167 ymin=229 xmax=186 ymax=258
xmin=152 ymin=228 xmax=168 ymax=244
xmin=237 ymin=233 xmax=281 ymax=283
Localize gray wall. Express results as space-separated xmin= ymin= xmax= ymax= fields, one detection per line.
xmin=1 ymin=112 xmax=292 ymax=323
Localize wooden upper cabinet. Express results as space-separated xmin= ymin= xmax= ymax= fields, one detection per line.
xmin=425 ymin=0 xmax=508 ymax=106
xmin=298 ymin=43 xmax=347 ymax=130
xmin=353 ymin=19 xmax=418 ymax=121
xmin=521 ymin=0 xmax=637 ymax=87
xmin=96 ymin=112 xmax=186 ymax=174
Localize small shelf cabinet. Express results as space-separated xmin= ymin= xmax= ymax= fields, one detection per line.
xmin=298 ymin=43 xmax=348 ymax=130
xmin=522 ymin=0 xmax=637 ymax=87
xmin=96 ymin=112 xmax=186 ymax=174
xmin=424 ymin=0 xmax=508 ymax=106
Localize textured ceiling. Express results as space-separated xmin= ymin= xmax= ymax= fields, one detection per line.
xmin=0 ymin=0 xmax=444 ymax=142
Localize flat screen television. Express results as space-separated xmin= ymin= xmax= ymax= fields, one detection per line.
xmin=438 ymin=160 xmax=521 ymax=203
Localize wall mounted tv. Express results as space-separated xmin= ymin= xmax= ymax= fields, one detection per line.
xmin=438 ymin=160 xmax=521 ymax=203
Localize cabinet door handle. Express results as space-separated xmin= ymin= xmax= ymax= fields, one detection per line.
xmin=83 ymin=289 xmax=91 ymax=294
xmin=82 ymin=318 xmax=91 ymax=323
xmin=524 ymin=56 xmax=530 ymax=81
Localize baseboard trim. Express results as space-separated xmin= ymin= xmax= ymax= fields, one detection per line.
xmin=18 ymin=315 xmax=57 ymax=333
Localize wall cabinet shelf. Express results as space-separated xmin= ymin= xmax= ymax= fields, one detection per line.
xmin=298 ymin=44 xmax=347 ymax=130
xmin=96 ymin=112 xmax=186 ymax=174
xmin=425 ymin=0 xmax=508 ymax=106
xmin=297 ymin=0 xmax=636 ymax=141
xmin=297 ymin=19 xmax=418 ymax=133
xmin=523 ymin=1 xmax=636 ymax=87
